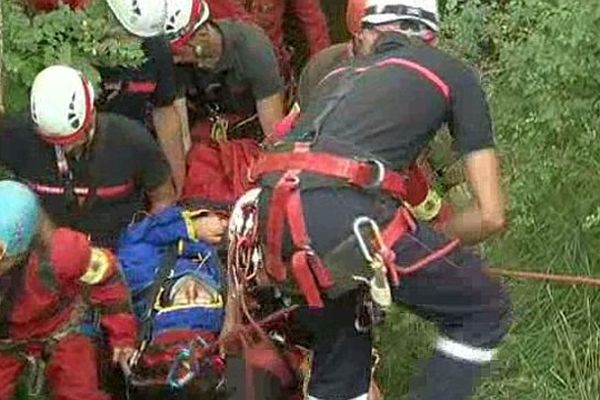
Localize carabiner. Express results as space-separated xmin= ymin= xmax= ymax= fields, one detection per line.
xmin=167 ymin=348 xmax=195 ymax=389
xmin=353 ymin=216 xmax=385 ymax=264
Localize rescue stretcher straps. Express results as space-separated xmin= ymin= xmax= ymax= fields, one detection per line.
xmin=123 ymin=305 xmax=300 ymax=387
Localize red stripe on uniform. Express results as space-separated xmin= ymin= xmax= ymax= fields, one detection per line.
xmin=126 ymin=81 xmax=157 ymax=93
xmin=29 ymin=181 xmax=134 ymax=198
xmin=318 ymin=57 xmax=451 ymax=101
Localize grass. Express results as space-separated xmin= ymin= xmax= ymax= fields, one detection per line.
xmin=374 ymin=122 xmax=600 ymax=397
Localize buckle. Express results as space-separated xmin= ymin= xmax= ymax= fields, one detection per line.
xmin=357 ymin=159 xmax=385 ymax=189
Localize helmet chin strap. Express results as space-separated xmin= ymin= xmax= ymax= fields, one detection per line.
xmin=374 ymin=24 xmax=437 ymax=47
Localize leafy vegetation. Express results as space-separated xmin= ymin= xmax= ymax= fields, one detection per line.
xmin=2 ymin=0 xmax=145 ymax=113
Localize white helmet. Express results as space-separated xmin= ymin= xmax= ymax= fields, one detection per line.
xmin=30 ymin=65 xmax=95 ymax=145
xmin=362 ymin=0 xmax=439 ymax=32
xmin=165 ymin=0 xmax=210 ymax=50
xmin=105 ymin=0 xmax=168 ymax=38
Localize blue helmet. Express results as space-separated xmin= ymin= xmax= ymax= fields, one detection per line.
xmin=0 ymin=180 xmax=40 ymax=258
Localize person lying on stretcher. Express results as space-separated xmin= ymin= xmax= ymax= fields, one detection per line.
xmin=117 ymin=199 xmax=230 ymax=399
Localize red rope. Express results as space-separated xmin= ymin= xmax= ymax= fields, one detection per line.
xmin=488 ymin=268 xmax=600 ymax=288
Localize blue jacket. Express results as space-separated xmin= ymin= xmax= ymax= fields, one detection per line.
xmin=117 ymin=206 xmax=224 ymax=340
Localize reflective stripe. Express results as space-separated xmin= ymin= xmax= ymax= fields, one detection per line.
xmin=29 ymin=181 xmax=134 ymax=198
xmin=308 ymin=394 xmax=368 ymax=400
xmin=125 ymin=81 xmax=157 ymax=93
xmin=436 ymin=337 xmax=496 ymax=364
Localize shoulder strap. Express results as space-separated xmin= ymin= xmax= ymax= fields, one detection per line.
xmin=139 ymin=244 xmax=179 ymax=341
xmin=305 ymin=69 xmax=359 ymax=143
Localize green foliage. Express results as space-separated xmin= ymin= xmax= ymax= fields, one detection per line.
xmin=481 ymin=4 xmax=600 ymax=396
xmin=2 ymin=0 xmax=146 ymax=113
xmin=375 ymin=1 xmax=600 ymax=399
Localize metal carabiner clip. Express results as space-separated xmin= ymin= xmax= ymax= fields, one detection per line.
xmin=353 ymin=217 xmax=393 ymax=308
xmin=353 ymin=216 xmax=385 ymax=264
xmin=167 ymin=347 xmax=196 ymax=389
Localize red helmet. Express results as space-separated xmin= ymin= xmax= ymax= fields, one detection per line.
xmin=346 ymin=0 xmax=368 ymax=36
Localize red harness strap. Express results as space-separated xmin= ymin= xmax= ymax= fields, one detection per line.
xmin=287 ymin=178 xmax=335 ymax=307
xmin=265 ymin=145 xmax=335 ymax=307
xmin=258 ymin=143 xmax=412 ymax=307
xmin=380 ymin=207 xmax=461 ymax=283
xmin=251 ymin=151 xmax=408 ymax=200
xmin=256 ymin=145 xmax=463 ymax=307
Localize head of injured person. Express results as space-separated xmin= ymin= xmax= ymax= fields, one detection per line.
xmin=180 ymin=197 xmax=231 ymax=245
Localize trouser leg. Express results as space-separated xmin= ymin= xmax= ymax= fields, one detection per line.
xmin=297 ymin=291 xmax=373 ymax=400
xmin=45 ymin=334 xmax=110 ymax=400
xmin=0 ymin=352 xmax=26 ymax=400
xmin=390 ymin=223 xmax=512 ymax=400
xmin=269 ymin=189 xmax=511 ymax=400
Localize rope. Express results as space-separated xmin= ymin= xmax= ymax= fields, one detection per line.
xmin=488 ymin=268 xmax=600 ymax=288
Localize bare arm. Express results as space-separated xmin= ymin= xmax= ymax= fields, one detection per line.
xmin=256 ymin=92 xmax=285 ymax=141
xmin=173 ymin=98 xmax=192 ymax=155
xmin=153 ymin=104 xmax=186 ymax=198
xmin=147 ymin=179 xmax=177 ymax=215
xmin=442 ymin=149 xmax=507 ymax=244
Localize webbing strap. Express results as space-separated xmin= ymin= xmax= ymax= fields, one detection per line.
xmin=381 ymin=208 xmax=416 ymax=247
xmin=264 ymin=145 xmax=335 ymax=307
xmin=251 ymin=151 xmax=408 ymax=199
xmin=380 ymin=207 xmax=461 ymax=280
xmin=379 ymin=208 xmax=416 ymax=286
xmin=287 ymin=186 xmax=334 ymax=308
xmin=139 ymin=245 xmax=179 ymax=343
xmin=266 ymin=174 xmax=331 ymax=308
xmin=265 ymin=172 xmax=297 ymax=283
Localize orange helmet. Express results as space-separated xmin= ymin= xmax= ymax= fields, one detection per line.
xmin=346 ymin=0 xmax=368 ymax=36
